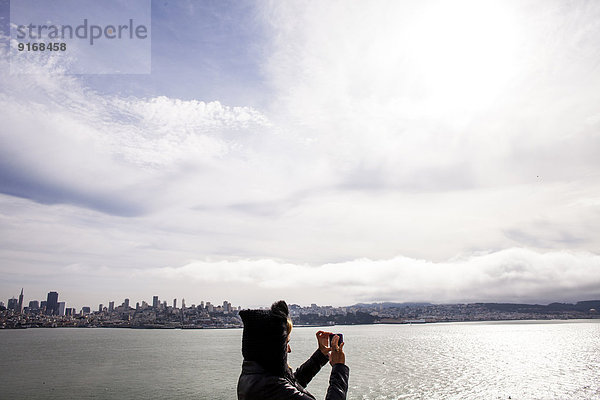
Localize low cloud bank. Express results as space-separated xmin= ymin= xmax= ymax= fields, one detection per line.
xmin=147 ymin=248 xmax=600 ymax=305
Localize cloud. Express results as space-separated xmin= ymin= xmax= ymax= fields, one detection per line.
xmin=122 ymin=248 xmax=600 ymax=305
xmin=261 ymin=0 xmax=600 ymax=191
xmin=0 ymin=45 xmax=275 ymax=216
xmin=15 ymin=242 xmax=597 ymax=308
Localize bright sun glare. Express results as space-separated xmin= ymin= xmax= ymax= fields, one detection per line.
xmin=404 ymin=0 xmax=521 ymax=114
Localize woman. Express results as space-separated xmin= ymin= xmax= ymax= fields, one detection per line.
xmin=237 ymin=300 xmax=349 ymax=400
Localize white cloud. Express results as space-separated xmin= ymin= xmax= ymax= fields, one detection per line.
xmin=72 ymin=248 xmax=600 ymax=306
xmin=261 ymin=0 xmax=600 ymax=190
xmin=0 ymin=45 xmax=282 ymax=214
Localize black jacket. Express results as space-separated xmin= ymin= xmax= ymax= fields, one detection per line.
xmin=237 ymin=349 xmax=349 ymax=400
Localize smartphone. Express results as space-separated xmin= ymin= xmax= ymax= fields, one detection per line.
xmin=329 ymin=333 xmax=344 ymax=346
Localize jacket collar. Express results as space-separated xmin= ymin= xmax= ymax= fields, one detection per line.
xmin=241 ymin=360 xmax=267 ymax=375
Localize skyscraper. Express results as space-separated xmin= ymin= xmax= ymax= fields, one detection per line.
xmin=173 ymin=298 xmax=177 ymax=309
xmin=153 ymin=296 xmax=159 ymax=309
xmin=7 ymin=297 xmax=17 ymax=311
xmin=18 ymin=289 xmax=24 ymax=314
xmin=46 ymin=291 xmax=59 ymax=315
xmin=108 ymin=301 xmax=114 ymax=312
xmin=58 ymin=302 xmax=66 ymax=316
xmin=124 ymin=298 xmax=130 ymax=309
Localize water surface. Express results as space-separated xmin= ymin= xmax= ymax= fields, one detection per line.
xmin=1 ymin=320 xmax=598 ymax=399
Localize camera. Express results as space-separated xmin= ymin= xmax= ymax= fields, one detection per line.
xmin=329 ymin=333 xmax=344 ymax=346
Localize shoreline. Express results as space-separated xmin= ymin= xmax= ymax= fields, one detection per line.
xmin=2 ymin=317 xmax=599 ymax=330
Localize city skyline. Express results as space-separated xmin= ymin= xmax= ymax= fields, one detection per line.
xmin=1 ymin=1 xmax=600 ymax=308
xmin=3 ymin=287 xmax=600 ymax=314
xmin=2 ymin=286 xmax=598 ymax=331
xmin=1 ymin=288 xmax=240 ymax=314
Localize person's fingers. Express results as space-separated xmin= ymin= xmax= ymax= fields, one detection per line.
xmin=331 ymin=335 xmax=340 ymax=352
xmin=319 ymin=332 xmax=330 ymax=341
xmin=339 ymin=342 xmax=344 ymax=351
xmin=331 ymin=334 xmax=339 ymax=349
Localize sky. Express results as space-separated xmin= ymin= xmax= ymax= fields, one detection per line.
xmin=1 ymin=0 xmax=599 ymax=310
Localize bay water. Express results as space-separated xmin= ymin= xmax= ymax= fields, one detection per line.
xmin=1 ymin=320 xmax=598 ymax=399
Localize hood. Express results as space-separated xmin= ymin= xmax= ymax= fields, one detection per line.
xmin=239 ymin=300 xmax=290 ymax=377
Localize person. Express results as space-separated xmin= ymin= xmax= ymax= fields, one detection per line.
xmin=237 ymin=300 xmax=349 ymax=400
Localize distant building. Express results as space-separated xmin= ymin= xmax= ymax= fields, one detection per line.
xmin=108 ymin=301 xmax=114 ymax=312
xmin=153 ymin=296 xmax=159 ymax=309
xmin=29 ymin=300 xmax=39 ymax=310
xmin=181 ymin=298 xmax=186 ymax=309
xmin=98 ymin=304 xmax=103 ymax=313
xmin=7 ymin=297 xmax=18 ymax=311
xmin=18 ymin=289 xmax=24 ymax=314
xmin=173 ymin=299 xmax=177 ymax=309
xmin=81 ymin=307 xmax=91 ymax=315
xmin=124 ymin=298 xmax=130 ymax=309
xmin=40 ymin=301 xmax=47 ymax=312
xmin=58 ymin=302 xmax=66 ymax=316
xmin=46 ymin=291 xmax=59 ymax=315
xmin=65 ymin=308 xmax=74 ymax=316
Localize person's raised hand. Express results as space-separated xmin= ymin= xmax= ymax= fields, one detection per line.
xmin=329 ymin=334 xmax=345 ymax=366
xmin=316 ymin=330 xmax=332 ymax=356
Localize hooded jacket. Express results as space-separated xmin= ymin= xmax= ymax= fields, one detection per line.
xmin=237 ymin=301 xmax=349 ymax=400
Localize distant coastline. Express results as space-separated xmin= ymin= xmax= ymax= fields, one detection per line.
xmin=2 ymin=318 xmax=599 ymax=331
xmin=2 ymin=299 xmax=598 ymax=330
